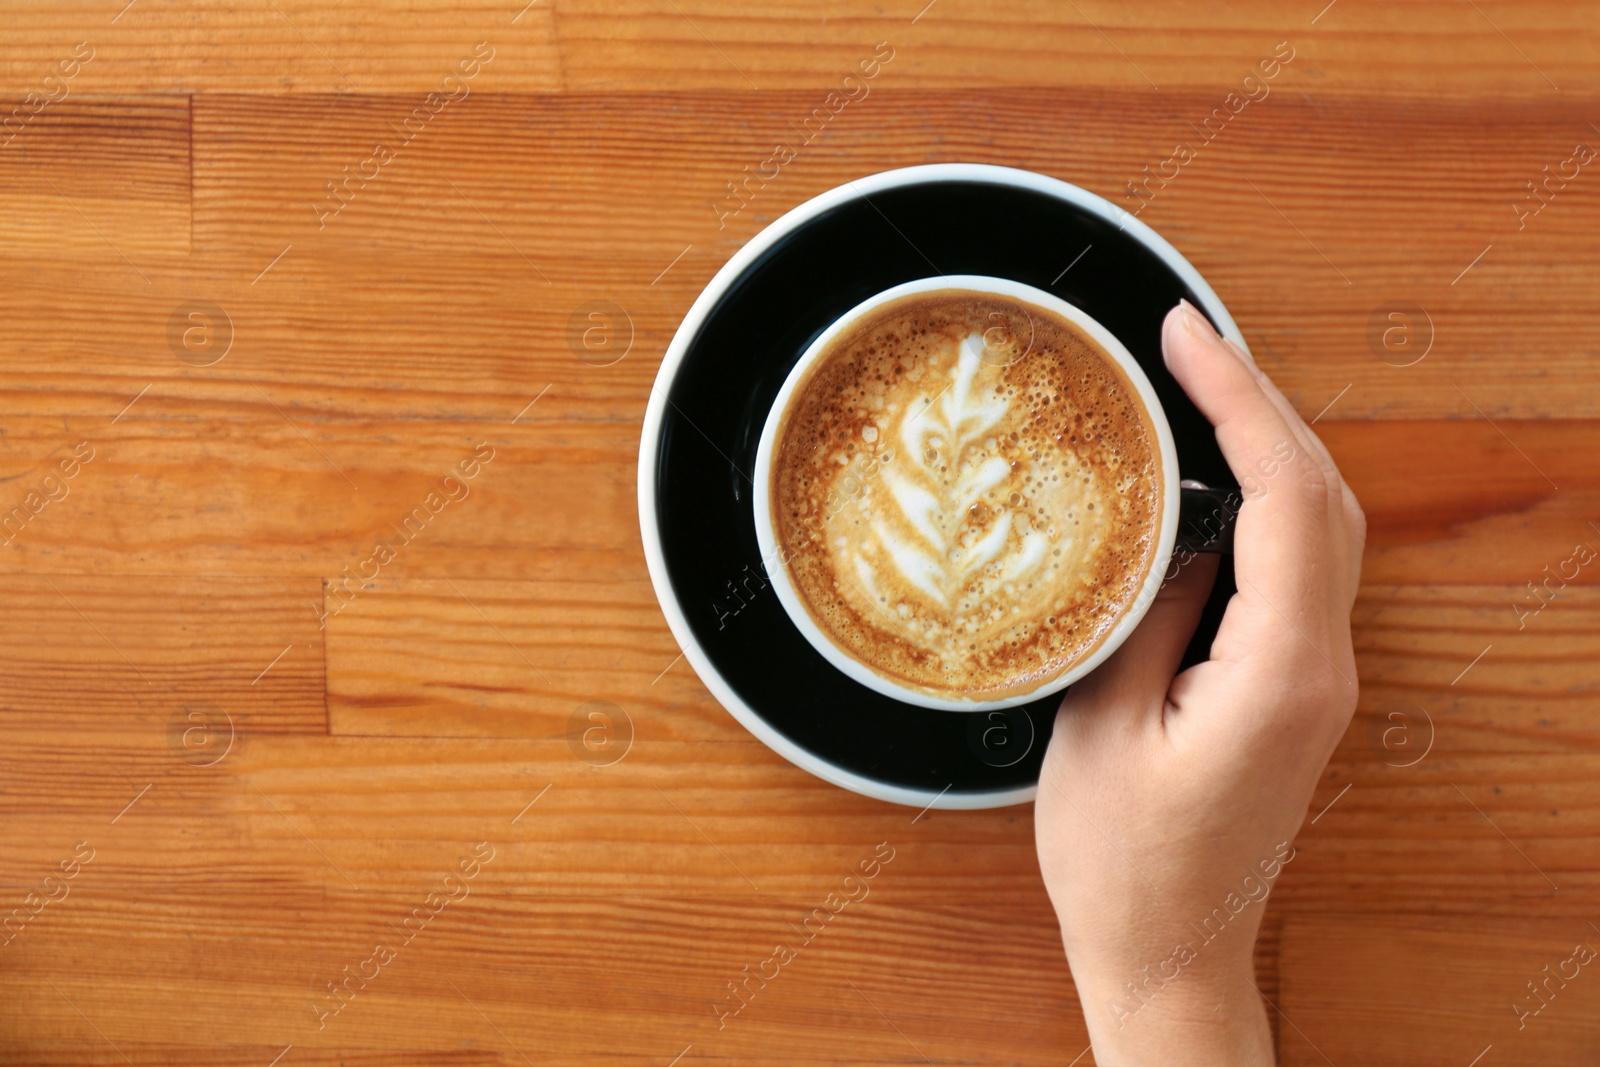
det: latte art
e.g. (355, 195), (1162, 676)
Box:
(861, 331), (1082, 609)
(771, 291), (1162, 701)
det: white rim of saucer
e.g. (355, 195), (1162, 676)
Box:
(750, 275), (1182, 712)
(637, 163), (1249, 810)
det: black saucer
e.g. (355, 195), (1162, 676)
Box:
(647, 173), (1239, 805)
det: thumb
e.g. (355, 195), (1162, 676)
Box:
(1059, 551), (1220, 723)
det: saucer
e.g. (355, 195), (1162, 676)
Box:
(638, 164), (1244, 810)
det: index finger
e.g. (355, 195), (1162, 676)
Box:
(1160, 303), (1344, 653)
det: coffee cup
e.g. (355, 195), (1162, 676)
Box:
(752, 275), (1181, 712)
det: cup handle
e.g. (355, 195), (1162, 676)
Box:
(1175, 485), (1240, 554)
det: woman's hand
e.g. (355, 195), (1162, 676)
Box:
(1034, 300), (1366, 1066)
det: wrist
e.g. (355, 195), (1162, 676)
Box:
(1068, 952), (1274, 1066)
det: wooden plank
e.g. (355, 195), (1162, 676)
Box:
(1277, 754), (1600, 915)
(1324, 422), (1599, 586)
(0, 410), (1590, 590)
(0, 1049), (505, 1066)
(1279, 915), (1600, 1066)
(0, 96), (188, 254)
(0, 894), (1081, 1060)
(0, 418), (638, 581)
(0, 1), (1594, 95)
(3, 231), (1599, 430)
(191, 88), (1600, 272)
(0, 255), (658, 422)
(0, 412), (1593, 586)
(1351, 585), (1600, 754)
(0, 734), (1049, 898)
(552, 0), (1599, 97)
(324, 578), (711, 739)
(0, 575), (325, 743)
(0, 2), (560, 95)
(0, 730), (1082, 1061)
(1320, 605), (1600, 918)
(327, 579), (1600, 749)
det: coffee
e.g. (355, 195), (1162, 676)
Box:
(768, 290), (1163, 702)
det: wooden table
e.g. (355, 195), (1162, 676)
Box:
(2, 2), (1597, 1063)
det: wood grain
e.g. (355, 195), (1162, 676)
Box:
(0, 417), (638, 580)
(2, 2), (1596, 95)
(1280, 916), (1600, 1066)
(0, 413), (1596, 589)
(0, 575), (325, 739)
(2, 89), (1597, 428)
(325, 577), (704, 739)
(3, 1), (1599, 1062)
(0, 97), (188, 254)
(0, 732), (1081, 1061)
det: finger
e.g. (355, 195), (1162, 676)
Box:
(1227, 340), (1333, 474)
(1059, 551), (1220, 730)
(1218, 335), (1321, 460)
(1165, 304), (1319, 515)
(1225, 337), (1362, 519)
(1162, 303), (1357, 685)
(1162, 303), (1334, 610)
(1221, 334), (1367, 611)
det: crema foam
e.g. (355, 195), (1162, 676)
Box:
(770, 291), (1162, 701)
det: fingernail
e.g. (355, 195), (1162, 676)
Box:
(1177, 298), (1214, 339)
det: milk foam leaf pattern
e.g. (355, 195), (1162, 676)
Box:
(867, 333), (1050, 609)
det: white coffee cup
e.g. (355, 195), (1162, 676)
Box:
(751, 275), (1181, 712)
